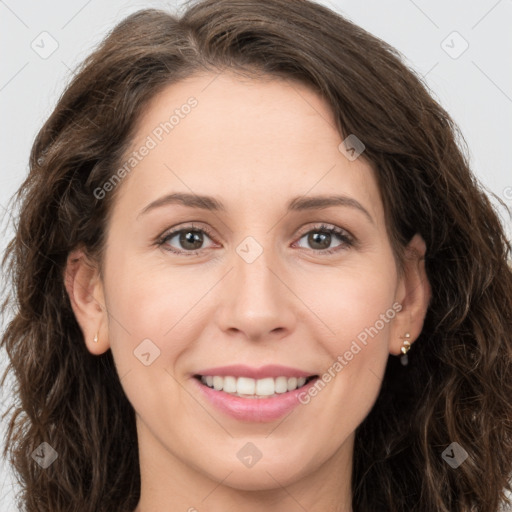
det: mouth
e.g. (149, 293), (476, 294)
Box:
(193, 374), (319, 399)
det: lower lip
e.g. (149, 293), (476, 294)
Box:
(192, 376), (319, 423)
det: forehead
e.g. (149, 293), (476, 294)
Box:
(112, 71), (383, 225)
(134, 70), (339, 155)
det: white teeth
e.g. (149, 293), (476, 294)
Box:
(199, 375), (312, 397)
(287, 377), (297, 390)
(256, 377), (275, 396)
(213, 376), (223, 391)
(237, 377), (255, 395)
(223, 376), (237, 393)
(275, 376), (288, 393)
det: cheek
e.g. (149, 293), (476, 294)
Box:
(294, 260), (397, 355)
(296, 280), (395, 453)
(315, 266), (396, 417)
(104, 248), (199, 336)
(101, 255), (196, 430)
(295, 260), (397, 412)
(103, 250), (213, 379)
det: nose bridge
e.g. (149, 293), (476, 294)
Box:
(237, 237), (277, 296)
(234, 234), (282, 310)
(216, 234), (294, 339)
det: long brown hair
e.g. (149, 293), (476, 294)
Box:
(2, 1), (511, 510)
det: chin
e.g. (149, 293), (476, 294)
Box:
(203, 458), (307, 491)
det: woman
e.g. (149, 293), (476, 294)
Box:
(1, 0), (511, 510)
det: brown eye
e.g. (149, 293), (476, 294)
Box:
(176, 230), (206, 251)
(158, 225), (216, 255)
(306, 231), (333, 250)
(295, 224), (354, 254)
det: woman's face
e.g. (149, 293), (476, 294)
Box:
(68, 70), (429, 505)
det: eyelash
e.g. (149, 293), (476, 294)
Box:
(156, 223), (355, 256)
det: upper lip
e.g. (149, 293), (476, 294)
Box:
(194, 364), (317, 379)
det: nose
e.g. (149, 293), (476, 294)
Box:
(215, 242), (297, 342)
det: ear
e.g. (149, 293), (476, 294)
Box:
(63, 247), (109, 355)
(390, 233), (431, 355)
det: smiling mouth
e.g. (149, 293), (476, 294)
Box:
(194, 374), (318, 399)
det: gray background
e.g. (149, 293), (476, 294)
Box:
(1, 0), (511, 509)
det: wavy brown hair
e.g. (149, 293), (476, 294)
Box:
(1, 1), (512, 511)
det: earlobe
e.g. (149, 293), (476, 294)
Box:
(390, 234), (431, 356)
(63, 247), (109, 355)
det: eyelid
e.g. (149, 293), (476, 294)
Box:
(156, 222), (218, 246)
(295, 222), (354, 241)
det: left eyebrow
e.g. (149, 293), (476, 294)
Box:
(137, 192), (374, 224)
(286, 195), (374, 224)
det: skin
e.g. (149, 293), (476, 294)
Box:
(64, 70), (431, 512)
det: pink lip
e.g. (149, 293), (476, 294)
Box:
(192, 375), (319, 423)
(194, 364), (315, 379)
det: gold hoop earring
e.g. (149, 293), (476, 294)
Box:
(93, 333), (98, 343)
(400, 333), (411, 366)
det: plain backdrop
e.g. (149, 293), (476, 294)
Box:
(1, 0), (511, 509)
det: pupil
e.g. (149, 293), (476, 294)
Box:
(310, 232), (330, 249)
(181, 231), (202, 250)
